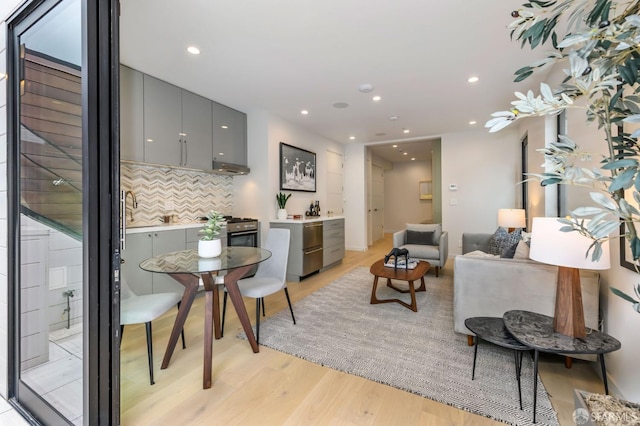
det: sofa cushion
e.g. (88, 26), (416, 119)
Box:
(401, 243), (439, 260)
(406, 223), (441, 242)
(488, 227), (521, 256)
(406, 230), (436, 245)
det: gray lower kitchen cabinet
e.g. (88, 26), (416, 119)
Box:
(120, 65), (144, 162)
(323, 218), (345, 267)
(121, 229), (186, 295)
(212, 101), (247, 166)
(143, 74), (183, 167)
(181, 91), (213, 170)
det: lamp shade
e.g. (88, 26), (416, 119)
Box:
(497, 209), (526, 228)
(529, 217), (610, 270)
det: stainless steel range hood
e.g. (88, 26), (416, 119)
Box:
(212, 161), (250, 175)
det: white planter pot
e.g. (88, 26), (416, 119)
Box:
(277, 208), (288, 220)
(198, 238), (221, 258)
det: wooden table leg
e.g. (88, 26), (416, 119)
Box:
(223, 265), (259, 354)
(408, 280), (417, 312)
(370, 276), (380, 304)
(161, 273), (199, 369)
(200, 273), (217, 389)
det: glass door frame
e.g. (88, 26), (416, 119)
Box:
(6, 0), (120, 424)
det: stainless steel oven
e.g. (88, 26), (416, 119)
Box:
(226, 218), (259, 247)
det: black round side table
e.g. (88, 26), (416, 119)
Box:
(464, 316), (530, 410)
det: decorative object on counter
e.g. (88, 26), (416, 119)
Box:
(305, 200), (321, 216)
(198, 210), (225, 258)
(279, 142), (316, 192)
(276, 192), (291, 220)
(161, 214), (176, 224)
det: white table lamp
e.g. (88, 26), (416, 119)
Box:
(498, 208), (526, 232)
(529, 217), (610, 338)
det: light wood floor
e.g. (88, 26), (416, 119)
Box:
(120, 234), (605, 425)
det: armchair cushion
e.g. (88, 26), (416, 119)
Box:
(406, 223), (442, 242)
(406, 230), (436, 245)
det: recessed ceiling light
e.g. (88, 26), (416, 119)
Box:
(403, 129), (410, 134)
(301, 110), (309, 115)
(349, 136), (355, 140)
(359, 83), (374, 93)
(187, 46), (200, 55)
(372, 95), (381, 102)
(467, 76), (479, 83)
(469, 120), (477, 125)
(218, 152), (224, 155)
(221, 125), (229, 129)
(403, 152), (408, 155)
(411, 157), (416, 161)
(392, 144), (398, 148)
(333, 102), (349, 108)
(389, 116), (398, 120)
(146, 138), (153, 142)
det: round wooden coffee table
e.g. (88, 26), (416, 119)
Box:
(369, 259), (429, 312)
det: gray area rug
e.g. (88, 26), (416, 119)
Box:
(242, 267), (559, 426)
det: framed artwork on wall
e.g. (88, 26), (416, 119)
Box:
(280, 142), (316, 192)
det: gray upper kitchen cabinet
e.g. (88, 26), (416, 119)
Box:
(181, 90), (213, 170)
(120, 65), (144, 162)
(121, 229), (186, 295)
(143, 74), (183, 167)
(212, 101), (247, 166)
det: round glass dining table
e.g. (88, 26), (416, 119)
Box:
(140, 247), (271, 389)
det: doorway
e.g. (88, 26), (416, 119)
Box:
(7, 0), (120, 423)
(370, 165), (384, 242)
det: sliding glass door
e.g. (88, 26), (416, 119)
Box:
(8, 0), (120, 423)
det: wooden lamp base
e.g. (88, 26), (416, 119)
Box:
(554, 266), (586, 339)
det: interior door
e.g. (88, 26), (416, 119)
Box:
(326, 150), (344, 216)
(371, 165), (384, 242)
(8, 0), (120, 423)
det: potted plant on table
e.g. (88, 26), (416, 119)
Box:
(198, 210), (225, 258)
(276, 192), (291, 220)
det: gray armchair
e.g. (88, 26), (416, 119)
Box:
(393, 223), (449, 277)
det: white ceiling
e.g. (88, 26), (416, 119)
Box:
(120, 0), (548, 162)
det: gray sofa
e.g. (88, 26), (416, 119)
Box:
(454, 233), (600, 361)
(393, 223), (448, 277)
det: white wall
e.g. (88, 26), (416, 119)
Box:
(441, 127), (521, 255)
(384, 160), (431, 233)
(344, 143), (367, 251)
(234, 110), (345, 244)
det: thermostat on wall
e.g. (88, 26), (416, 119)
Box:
(449, 184), (458, 191)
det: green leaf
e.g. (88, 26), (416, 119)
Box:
(632, 236), (640, 260)
(611, 287), (640, 303)
(609, 167), (636, 191)
(601, 158), (638, 169)
(514, 70), (534, 82)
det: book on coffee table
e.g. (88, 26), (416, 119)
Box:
(384, 257), (418, 269)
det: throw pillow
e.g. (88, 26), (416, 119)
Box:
(406, 223), (441, 242)
(406, 230), (436, 245)
(513, 239), (530, 259)
(487, 227), (522, 256)
(500, 241), (518, 259)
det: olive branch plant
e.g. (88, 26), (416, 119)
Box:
(485, 0), (640, 311)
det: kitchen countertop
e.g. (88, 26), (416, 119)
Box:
(270, 215), (344, 224)
(125, 222), (217, 234)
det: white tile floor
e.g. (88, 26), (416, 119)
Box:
(11, 326), (84, 425)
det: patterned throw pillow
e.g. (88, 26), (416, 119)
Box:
(488, 227), (522, 256)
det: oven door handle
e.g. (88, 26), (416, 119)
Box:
(229, 230), (258, 236)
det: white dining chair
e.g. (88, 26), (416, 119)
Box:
(221, 228), (295, 343)
(120, 277), (185, 385)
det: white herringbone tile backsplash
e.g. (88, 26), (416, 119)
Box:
(121, 163), (234, 226)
